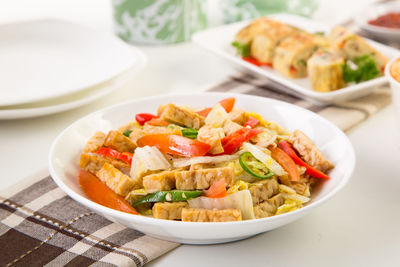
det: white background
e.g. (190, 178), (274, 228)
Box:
(0, 1), (399, 266)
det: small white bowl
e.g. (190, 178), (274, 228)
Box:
(385, 57), (400, 128)
(356, 2), (400, 42)
(48, 93), (355, 244)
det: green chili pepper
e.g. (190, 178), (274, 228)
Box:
(133, 190), (202, 206)
(239, 152), (274, 179)
(123, 130), (132, 137)
(181, 128), (198, 139)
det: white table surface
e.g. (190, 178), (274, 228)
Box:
(1, 1), (399, 267)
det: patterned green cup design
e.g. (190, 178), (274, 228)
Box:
(221, 0), (317, 23)
(112, 0), (208, 44)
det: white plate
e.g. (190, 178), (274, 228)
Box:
(192, 14), (400, 105)
(356, 2), (400, 42)
(49, 92), (355, 244)
(0, 19), (138, 106)
(0, 48), (146, 120)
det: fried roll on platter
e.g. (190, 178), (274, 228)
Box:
(307, 50), (345, 92)
(250, 21), (296, 64)
(273, 32), (322, 78)
(328, 26), (388, 73)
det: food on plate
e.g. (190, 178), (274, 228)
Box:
(78, 98), (334, 222)
(368, 12), (400, 29)
(329, 26), (388, 73)
(233, 18), (297, 65)
(390, 58), (400, 82)
(232, 18), (388, 92)
(273, 32), (324, 78)
(307, 50), (345, 92)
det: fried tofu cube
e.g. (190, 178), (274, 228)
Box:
(181, 208), (242, 222)
(96, 163), (135, 197)
(253, 193), (285, 218)
(197, 125), (224, 154)
(142, 171), (176, 193)
(104, 130), (136, 153)
(227, 108), (248, 125)
(249, 179), (279, 205)
(158, 104), (204, 129)
(83, 132), (106, 153)
(175, 167), (234, 190)
(80, 153), (131, 176)
(288, 130), (334, 173)
(152, 202), (188, 220)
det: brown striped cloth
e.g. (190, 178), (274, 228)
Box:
(0, 169), (179, 267)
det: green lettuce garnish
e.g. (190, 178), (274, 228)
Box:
(232, 41), (250, 57)
(343, 55), (380, 83)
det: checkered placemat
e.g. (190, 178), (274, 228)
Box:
(0, 170), (178, 267)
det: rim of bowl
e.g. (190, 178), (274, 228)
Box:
(356, 2), (400, 34)
(385, 56), (400, 85)
(48, 92), (355, 227)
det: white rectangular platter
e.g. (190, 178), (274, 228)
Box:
(192, 14), (400, 105)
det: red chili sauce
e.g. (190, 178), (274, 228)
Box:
(368, 12), (400, 29)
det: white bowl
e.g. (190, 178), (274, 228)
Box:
(356, 2), (400, 42)
(48, 93), (355, 244)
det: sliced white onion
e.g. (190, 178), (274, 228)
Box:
(242, 142), (286, 176)
(188, 190), (255, 220)
(172, 154), (239, 168)
(281, 193), (310, 204)
(130, 146), (170, 178)
(278, 184), (296, 194)
(205, 103), (228, 128)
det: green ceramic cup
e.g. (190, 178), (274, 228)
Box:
(220, 0), (318, 23)
(112, 0), (208, 44)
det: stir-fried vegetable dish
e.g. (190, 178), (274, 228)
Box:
(79, 97), (334, 222)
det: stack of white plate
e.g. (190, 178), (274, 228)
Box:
(0, 19), (146, 120)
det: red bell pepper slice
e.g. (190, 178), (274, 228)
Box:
(219, 97), (235, 113)
(197, 97), (236, 117)
(78, 170), (138, 214)
(135, 113), (158, 125)
(203, 179), (227, 198)
(243, 116), (259, 128)
(221, 128), (262, 154)
(278, 141), (330, 180)
(270, 146), (300, 182)
(96, 147), (133, 165)
(146, 118), (169, 126)
(136, 134), (210, 157)
(197, 107), (212, 117)
(242, 57), (273, 67)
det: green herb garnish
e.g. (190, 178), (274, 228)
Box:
(232, 41), (250, 57)
(123, 130), (132, 137)
(343, 55), (380, 83)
